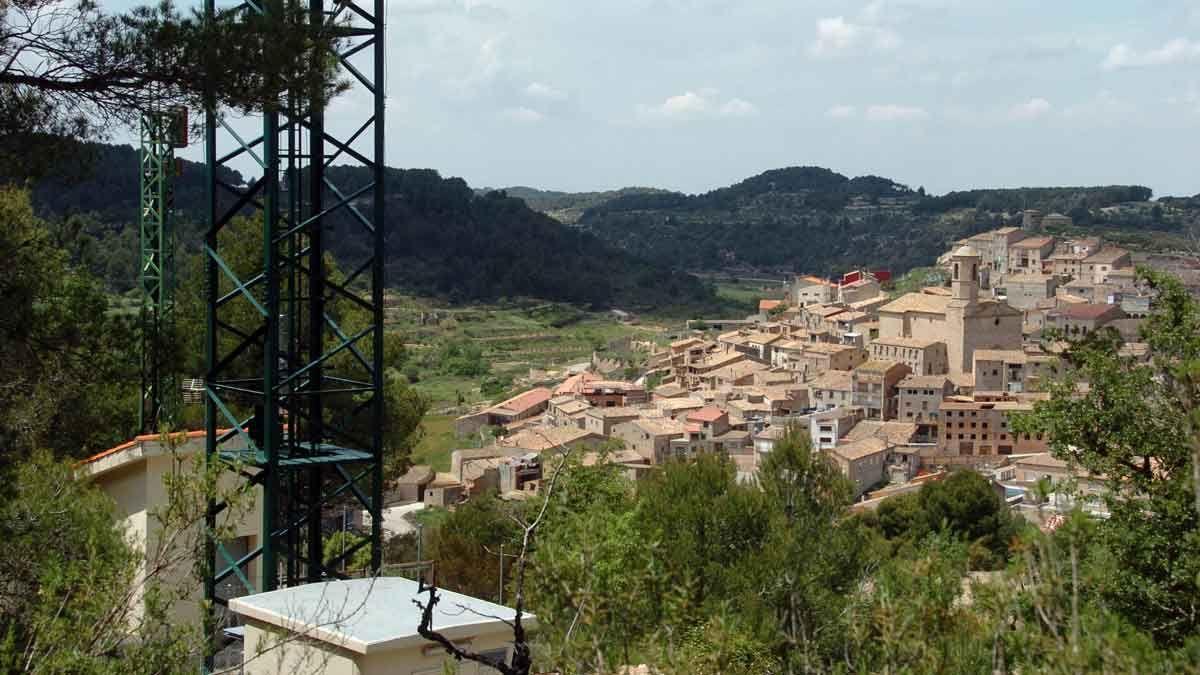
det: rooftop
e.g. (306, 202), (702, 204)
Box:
(1011, 236), (1055, 249)
(855, 360), (906, 375)
(759, 299), (783, 311)
(229, 577), (532, 655)
(493, 388), (552, 415)
(842, 420), (919, 445)
(809, 369), (853, 391)
(499, 426), (601, 451)
(1054, 303), (1122, 320)
(973, 349), (1027, 363)
(631, 417), (687, 436)
(871, 336), (944, 349)
(687, 406), (728, 423)
(879, 292), (951, 316)
(1084, 247), (1130, 264)
(899, 374), (950, 389)
(833, 437), (891, 461)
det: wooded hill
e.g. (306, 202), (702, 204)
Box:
(507, 167), (1187, 277)
(20, 142), (720, 312)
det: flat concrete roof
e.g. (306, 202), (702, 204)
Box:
(229, 577), (533, 655)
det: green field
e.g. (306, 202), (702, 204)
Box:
(410, 414), (457, 472)
(387, 293), (674, 412)
(712, 278), (788, 314)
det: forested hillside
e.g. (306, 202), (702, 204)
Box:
(575, 166), (1189, 276)
(21, 143), (719, 312)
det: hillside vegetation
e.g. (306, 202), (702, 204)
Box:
(20, 143), (721, 312)
(574, 166), (1193, 276)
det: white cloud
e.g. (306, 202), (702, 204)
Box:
(826, 104), (858, 118)
(1102, 38), (1200, 69)
(636, 89), (759, 121)
(501, 106), (544, 123)
(865, 104), (929, 121)
(809, 14), (900, 57)
(524, 81), (567, 101)
(1009, 97), (1052, 120)
(719, 98), (760, 117)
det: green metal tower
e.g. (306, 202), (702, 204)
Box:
(201, 0), (386, 667)
(138, 108), (185, 433)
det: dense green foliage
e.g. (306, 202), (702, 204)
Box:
(0, 452), (195, 672)
(20, 146), (723, 311)
(416, 318), (1200, 673)
(577, 166), (1176, 276)
(1015, 269), (1200, 646)
(0, 186), (140, 462)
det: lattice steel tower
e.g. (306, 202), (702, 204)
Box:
(202, 0), (386, 664)
(138, 109), (184, 432)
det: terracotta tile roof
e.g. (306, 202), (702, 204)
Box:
(833, 437), (891, 461)
(855, 360), (906, 375)
(973, 349), (1026, 363)
(879, 292), (951, 316)
(899, 374), (950, 389)
(1055, 303), (1122, 320)
(687, 406), (727, 423)
(1083, 248), (1129, 264)
(842, 420), (919, 445)
(759, 299), (783, 311)
(493, 387), (553, 414)
(79, 428), (228, 466)
(555, 372), (601, 396)
(809, 369), (853, 391)
(1011, 236), (1055, 249)
(632, 418), (687, 436)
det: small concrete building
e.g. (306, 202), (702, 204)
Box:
(79, 431), (263, 632)
(831, 437), (891, 499)
(809, 407), (864, 451)
(1009, 236), (1056, 274)
(1001, 274), (1059, 311)
(1046, 303), (1125, 338)
(851, 360), (912, 420)
(801, 342), (868, 373)
(612, 417), (687, 464)
(1083, 247), (1131, 284)
(582, 406), (643, 437)
(793, 275), (835, 306)
(809, 369), (854, 411)
(897, 374), (953, 437)
(231, 577), (532, 675)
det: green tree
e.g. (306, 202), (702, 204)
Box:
(0, 450), (207, 672)
(0, 187), (139, 464)
(1016, 269), (1200, 644)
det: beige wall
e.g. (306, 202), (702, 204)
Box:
(89, 440), (264, 633)
(242, 621), (513, 675)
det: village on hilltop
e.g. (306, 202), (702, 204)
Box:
(406, 210), (1147, 519)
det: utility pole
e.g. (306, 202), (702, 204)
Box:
(137, 106), (186, 433)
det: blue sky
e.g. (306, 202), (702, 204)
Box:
(118, 0), (1200, 196)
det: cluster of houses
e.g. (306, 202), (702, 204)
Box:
(399, 226), (1150, 509)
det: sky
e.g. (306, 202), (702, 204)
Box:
(120, 0), (1200, 197)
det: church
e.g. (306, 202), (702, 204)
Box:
(877, 245), (1022, 379)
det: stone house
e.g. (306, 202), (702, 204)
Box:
(1083, 247), (1131, 284)
(613, 417), (687, 464)
(868, 336), (948, 376)
(809, 369), (854, 410)
(897, 374), (953, 437)
(1008, 236), (1056, 274)
(851, 360), (912, 420)
(1002, 274), (1059, 311)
